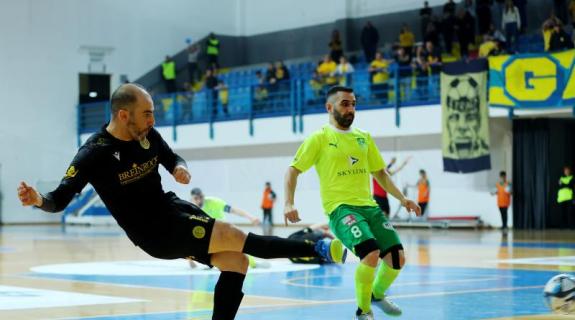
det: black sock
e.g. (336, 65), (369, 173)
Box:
(242, 233), (316, 259)
(212, 272), (245, 320)
(356, 307), (364, 316)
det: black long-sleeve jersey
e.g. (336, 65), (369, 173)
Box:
(39, 126), (187, 247)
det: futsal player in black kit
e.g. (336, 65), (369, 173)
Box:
(17, 83), (346, 320)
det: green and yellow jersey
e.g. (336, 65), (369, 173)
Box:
(291, 124), (385, 214)
(201, 196), (231, 220)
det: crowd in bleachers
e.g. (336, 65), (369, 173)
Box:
(146, 1), (575, 125)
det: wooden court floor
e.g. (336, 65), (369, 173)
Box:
(1, 225), (575, 319)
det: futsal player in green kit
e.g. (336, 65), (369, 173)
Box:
(189, 187), (270, 269)
(284, 86), (421, 319)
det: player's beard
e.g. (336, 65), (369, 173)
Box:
(127, 119), (150, 141)
(333, 108), (354, 129)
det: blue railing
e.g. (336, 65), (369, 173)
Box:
(77, 65), (440, 143)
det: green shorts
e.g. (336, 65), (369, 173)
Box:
(328, 204), (401, 257)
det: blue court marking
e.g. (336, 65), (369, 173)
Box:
(501, 242), (575, 249)
(28, 264), (558, 319)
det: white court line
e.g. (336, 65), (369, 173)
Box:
(281, 275), (517, 289)
(489, 256), (575, 266)
(14, 274), (317, 304)
(0, 285), (142, 311)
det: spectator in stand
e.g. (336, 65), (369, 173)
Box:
(204, 68), (219, 118)
(549, 23), (575, 51)
(275, 61), (290, 106)
(488, 23), (507, 44)
(329, 30), (344, 63)
(425, 41), (442, 73)
(464, 0), (475, 17)
(442, 0), (457, 55)
(265, 63), (278, 109)
(179, 82), (194, 122)
(542, 13), (562, 52)
(187, 43), (200, 85)
(479, 35), (502, 57)
(205, 33), (220, 69)
(317, 55), (338, 89)
(361, 21), (380, 63)
(570, 0), (575, 30)
(253, 70), (268, 113)
(368, 52), (391, 103)
(394, 47), (412, 99)
(456, 8), (476, 58)
(515, 0), (528, 34)
(501, 0), (521, 53)
(492, 0), (505, 33)
(161, 55), (177, 94)
(275, 61), (290, 83)
(216, 80), (229, 117)
(555, 0), (569, 27)
(420, 1), (433, 40)
(424, 20), (441, 48)
(335, 56), (355, 86)
(399, 24), (416, 58)
(476, 0), (492, 36)
(309, 71), (324, 104)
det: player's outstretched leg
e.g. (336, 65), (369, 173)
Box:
(210, 252), (249, 320)
(208, 221), (347, 263)
(371, 248), (405, 316)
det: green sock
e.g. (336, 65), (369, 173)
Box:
(372, 263), (400, 300)
(355, 263), (376, 313)
(248, 255), (256, 268)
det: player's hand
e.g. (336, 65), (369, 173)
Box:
(284, 204), (301, 225)
(250, 217), (261, 225)
(17, 182), (42, 207)
(172, 165), (191, 184)
(402, 198), (422, 216)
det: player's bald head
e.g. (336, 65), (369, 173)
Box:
(110, 83), (151, 116)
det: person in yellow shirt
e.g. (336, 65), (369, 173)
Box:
(284, 86), (421, 319)
(216, 80), (229, 116)
(398, 25), (415, 58)
(336, 56), (355, 86)
(368, 52), (390, 103)
(317, 55), (338, 87)
(479, 36), (501, 58)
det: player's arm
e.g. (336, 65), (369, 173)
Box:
(372, 169), (421, 216)
(229, 206), (260, 225)
(388, 156), (411, 176)
(284, 166), (302, 225)
(285, 134), (320, 225)
(155, 130), (190, 184)
(19, 149), (91, 213)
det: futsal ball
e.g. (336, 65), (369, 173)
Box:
(543, 274), (575, 314)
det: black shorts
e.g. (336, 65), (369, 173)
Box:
(374, 195), (390, 214)
(137, 198), (215, 265)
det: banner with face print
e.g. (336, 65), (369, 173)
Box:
(441, 59), (491, 173)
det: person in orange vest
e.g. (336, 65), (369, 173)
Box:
(261, 182), (276, 235)
(417, 169), (430, 216)
(494, 171), (512, 230)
